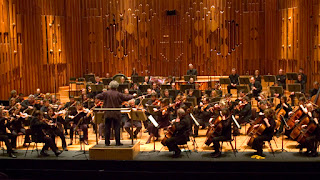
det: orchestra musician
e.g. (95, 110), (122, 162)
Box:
(68, 102), (89, 145)
(254, 70), (261, 83)
(193, 97), (212, 136)
(234, 97), (252, 135)
(187, 64), (197, 76)
(0, 109), (17, 158)
(44, 107), (68, 151)
(146, 99), (170, 144)
(227, 68), (239, 94)
(163, 108), (191, 158)
(30, 111), (62, 157)
(143, 76), (151, 85)
(40, 99), (50, 113)
(251, 108), (276, 159)
(21, 95), (41, 112)
(151, 83), (160, 97)
(299, 68), (307, 84)
(131, 67), (138, 76)
(309, 81), (319, 97)
(166, 76), (174, 85)
(285, 97), (307, 138)
(188, 78), (196, 89)
(96, 80), (135, 146)
(9, 107), (31, 147)
(289, 74), (306, 106)
(209, 108), (232, 158)
(276, 69), (286, 90)
(249, 76), (262, 99)
(34, 88), (44, 99)
(123, 99), (143, 139)
(161, 89), (173, 103)
(8, 90), (18, 103)
(274, 96), (292, 137)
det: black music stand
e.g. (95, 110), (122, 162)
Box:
(264, 75), (276, 87)
(238, 77), (250, 85)
(132, 76), (145, 84)
(147, 105), (161, 116)
(129, 90), (138, 95)
(270, 86), (283, 104)
(84, 74), (95, 83)
(286, 73), (298, 82)
(219, 78), (231, 95)
(102, 78), (112, 86)
(180, 84), (194, 93)
(184, 75), (197, 81)
(186, 97), (197, 107)
(129, 110), (147, 145)
(168, 90), (180, 99)
(90, 84), (104, 94)
(236, 85), (249, 94)
(287, 83), (301, 93)
(147, 115), (160, 152)
(160, 85), (171, 90)
(118, 84), (130, 93)
(275, 115), (289, 152)
(139, 85), (151, 93)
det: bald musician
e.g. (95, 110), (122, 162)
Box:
(187, 64), (197, 76)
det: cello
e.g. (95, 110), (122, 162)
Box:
(204, 116), (223, 146)
(285, 106), (303, 130)
(161, 120), (176, 146)
(247, 115), (267, 147)
(296, 121), (318, 144)
(275, 105), (286, 130)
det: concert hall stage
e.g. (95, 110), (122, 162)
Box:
(0, 149), (320, 179)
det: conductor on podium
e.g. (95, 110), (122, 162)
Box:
(96, 80), (135, 146)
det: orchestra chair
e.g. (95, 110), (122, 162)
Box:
(220, 139), (237, 157)
(24, 134), (43, 157)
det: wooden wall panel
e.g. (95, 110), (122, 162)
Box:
(0, 0), (320, 99)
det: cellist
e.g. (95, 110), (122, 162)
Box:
(209, 108), (232, 158)
(251, 108), (276, 159)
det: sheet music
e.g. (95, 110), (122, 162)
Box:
(190, 113), (200, 126)
(148, 115), (159, 128)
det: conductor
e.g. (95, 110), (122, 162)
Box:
(96, 81), (136, 146)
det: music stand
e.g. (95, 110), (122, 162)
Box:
(90, 84), (104, 94)
(287, 83), (301, 93)
(148, 115), (160, 152)
(72, 116), (88, 159)
(129, 90), (138, 95)
(168, 90), (179, 99)
(189, 113), (199, 152)
(186, 97), (197, 107)
(180, 84), (194, 93)
(84, 74), (95, 83)
(184, 75), (197, 81)
(118, 84), (130, 93)
(129, 110), (147, 145)
(102, 78), (112, 86)
(275, 115), (288, 152)
(160, 85), (171, 90)
(286, 73), (298, 82)
(238, 77), (250, 85)
(236, 85), (249, 94)
(269, 86), (283, 97)
(132, 76), (145, 84)
(264, 75), (276, 86)
(210, 97), (221, 104)
(147, 105), (161, 116)
(186, 89), (201, 98)
(139, 85), (151, 93)
(219, 78), (231, 95)
(184, 102), (193, 109)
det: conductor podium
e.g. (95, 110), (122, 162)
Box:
(89, 108), (145, 160)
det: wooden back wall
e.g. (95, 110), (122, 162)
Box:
(0, 0), (319, 99)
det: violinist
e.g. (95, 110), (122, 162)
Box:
(234, 97), (252, 135)
(146, 100), (170, 144)
(146, 92), (159, 106)
(187, 89), (196, 99)
(68, 102), (89, 145)
(123, 99), (143, 139)
(40, 99), (50, 113)
(235, 89), (247, 104)
(131, 83), (142, 96)
(275, 96), (292, 137)
(44, 107), (68, 151)
(209, 108), (232, 158)
(161, 89), (173, 103)
(9, 107), (31, 147)
(63, 96), (76, 110)
(163, 108), (191, 158)
(34, 88), (44, 99)
(151, 83), (160, 97)
(30, 111), (62, 157)
(193, 97), (212, 136)
(251, 108), (276, 159)
(0, 109), (17, 158)
(21, 95), (41, 112)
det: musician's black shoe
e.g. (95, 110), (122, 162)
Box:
(116, 143), (123, 146)
(211, 151), (221, 158)
(12, 150), (18, 154)
(172, 150), (181, 158)
(105, 144), (110, 146)
(40, 151), (50, 157)
(63, 147), (68, 151)
(55, 150), (62, 157)
(310, 152), (318, 157)
(8, 153), (17, 158)
(133, 134), (137, 139)
(68, 142), (73, 146)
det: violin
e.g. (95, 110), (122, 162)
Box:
(152, 99), (161, 106)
